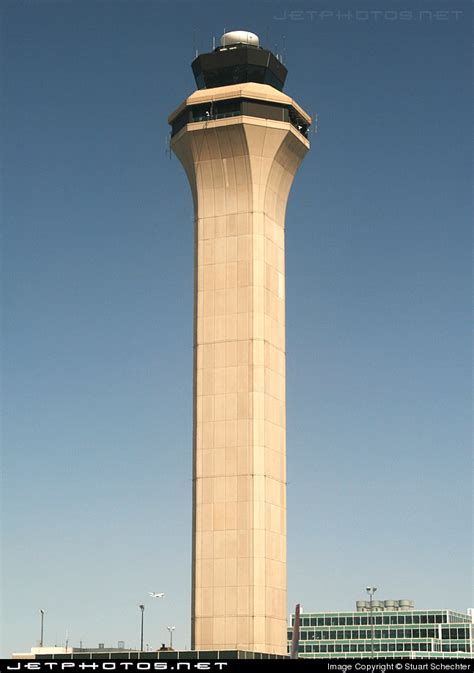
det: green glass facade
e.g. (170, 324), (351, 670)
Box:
(287, 609), (473, 658)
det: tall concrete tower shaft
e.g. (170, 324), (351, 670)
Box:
(168, 32), (310, 655)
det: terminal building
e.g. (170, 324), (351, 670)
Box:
(287, 601), (474, 658)
(13, 647), (284, 661)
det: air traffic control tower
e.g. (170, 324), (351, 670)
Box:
(168, 30), (311, 655)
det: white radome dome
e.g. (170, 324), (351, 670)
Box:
(220, 31), (259, 48)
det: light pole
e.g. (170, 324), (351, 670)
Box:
(39, 609), (45, 647)
(139, 605), (145, 652)
(366, 586), (377, 657)
(167, 626), (175, 650)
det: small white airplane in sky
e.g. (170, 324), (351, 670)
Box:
(149, 592), (165, 598)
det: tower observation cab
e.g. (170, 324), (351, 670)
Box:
(170, 31), (310, 139)
(192, 31), (287, 91)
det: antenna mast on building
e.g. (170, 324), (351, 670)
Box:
(290, 604), (301, 659)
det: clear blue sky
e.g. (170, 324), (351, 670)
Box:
(1, 0), (472, 657)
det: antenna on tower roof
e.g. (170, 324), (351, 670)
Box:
(193, 30), (198, 58)
(165, 133), (172, 160)
(212, 35), (216, 50)
(282, 34), (287, 65)
(309, 111), (319, 136)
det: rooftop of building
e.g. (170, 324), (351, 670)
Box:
(291, 601), (473, 620)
